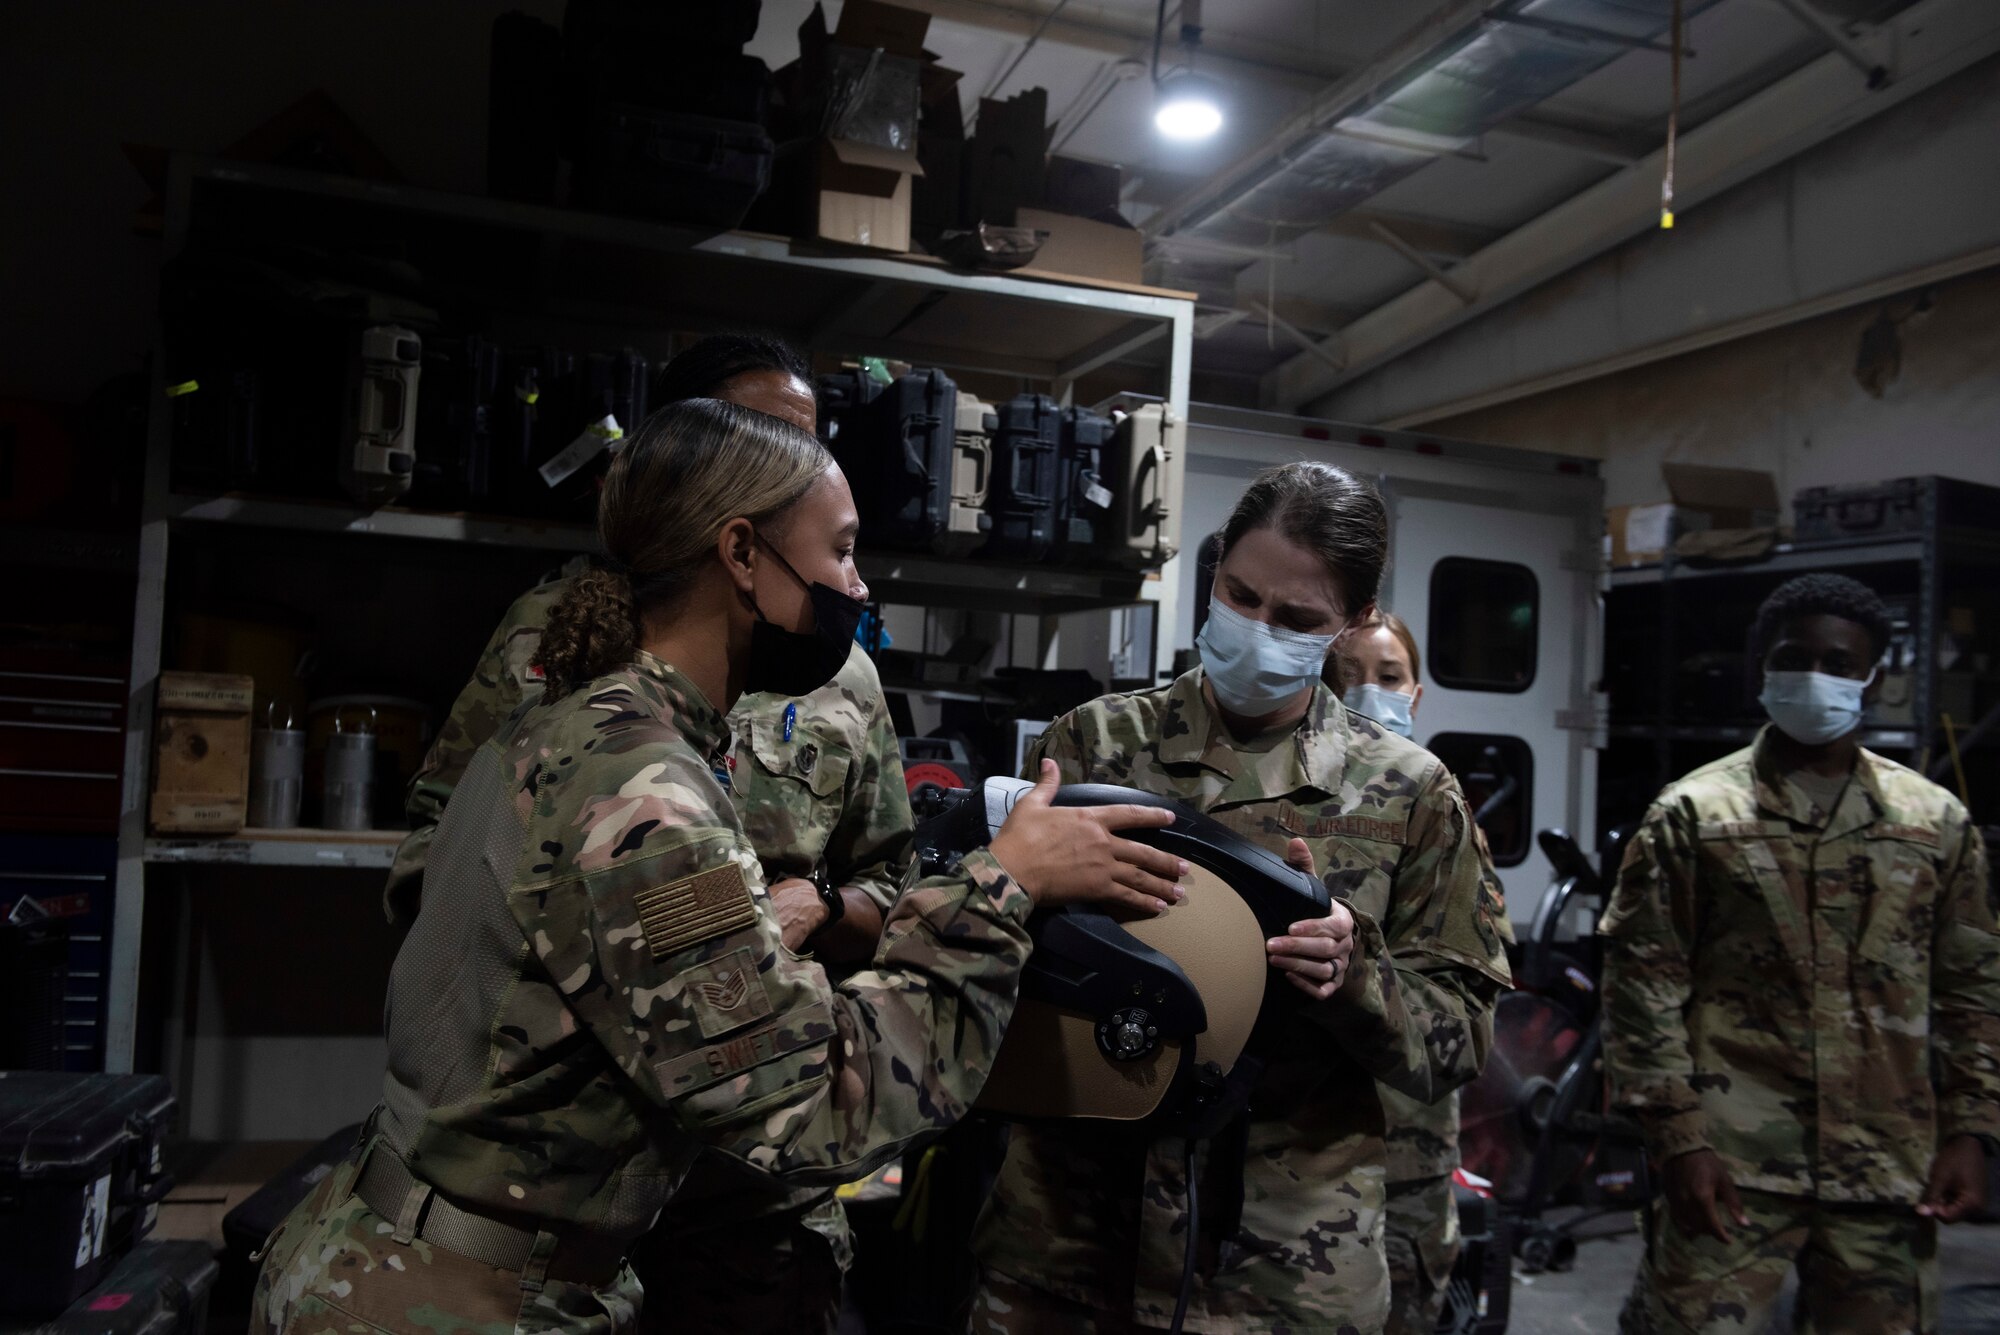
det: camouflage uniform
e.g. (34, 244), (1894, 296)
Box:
(255, 653), (1024, 1335)
(970, 668), (1513, 1335)
(1601, 727), (2000, 1334)
(1383, 826), (1512, 1335)
(383, 563), (914, 1334)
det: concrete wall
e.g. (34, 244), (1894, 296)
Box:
(1425, 262), (2000, 508)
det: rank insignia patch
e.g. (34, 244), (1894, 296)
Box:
(681, 947), (774, 1038)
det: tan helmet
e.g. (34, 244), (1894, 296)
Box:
(914, 779), (1329, 1126)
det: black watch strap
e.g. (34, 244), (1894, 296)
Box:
(812, 868), (845, 927)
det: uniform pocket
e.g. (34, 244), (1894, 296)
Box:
(1856, 833), (1938, 981)
(747, 716), (852, 801)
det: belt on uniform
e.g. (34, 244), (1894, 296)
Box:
(353, 1141), (626, 1291)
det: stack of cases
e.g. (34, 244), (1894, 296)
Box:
(563, 0), (775, 228)
(2, 1243), (218, 1335)
(0, 1074), (176, 1318)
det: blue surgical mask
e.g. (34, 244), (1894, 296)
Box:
(1344, 683), (1415, 738)
(1759, 668), (1875, 745)
(1197, 599), (1339, 717)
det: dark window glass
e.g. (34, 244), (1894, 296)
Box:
(1425, 733), (1534, 867)
(1428, 557), (1538, 693)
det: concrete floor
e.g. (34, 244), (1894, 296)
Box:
(1508, 1210), (2000, 1334)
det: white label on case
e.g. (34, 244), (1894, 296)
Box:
(75, 1174), (110, 1267)
(539, 415), (623, 488)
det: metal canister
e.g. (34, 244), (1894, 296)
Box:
(249, 705), (306, 829)
(322, 709), (376, 832)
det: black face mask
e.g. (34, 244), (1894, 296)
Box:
(743, 534), (865, 699)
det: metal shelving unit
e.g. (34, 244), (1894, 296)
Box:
(102, 156), (1196, 1073)
(1599, 501), (2000, 837)
(145, 829), (402, 870)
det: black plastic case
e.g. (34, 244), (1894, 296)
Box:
(1, 1241), (218, 1335)
(220, 1123), (363, 1271)
(0, 1073), (176, 1317)
(827, 369), (959, 552)
(1052, 406), (1113, 561)
(571, 107), (774, 230)
(983, 394), (1061, 562)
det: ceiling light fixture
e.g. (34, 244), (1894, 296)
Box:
(1152, 0), (1221, 142)
(1155, 71), (1224, 142)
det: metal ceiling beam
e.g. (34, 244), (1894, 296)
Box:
(1485, 117), (1646, 166)
(1325, 211), (1503, 262)
(1380, 242), (2000, 428)
(1770, 0), (1891, 88)
(1250, 300), (1348, 373)
(1483, 10), (1695, 58)
(1140, 0), (1499, 241)
(894, 0), (1353, 92)
(1368, 221), (1478, 303)
(1260, 0), (2000, 413)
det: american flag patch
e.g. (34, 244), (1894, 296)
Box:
(633, 863), (757, 959)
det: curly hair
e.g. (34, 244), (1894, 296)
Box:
(1753, 573), (1893, 659)
(1216, 461), (1388, 616)
(534, 399), (830, 699)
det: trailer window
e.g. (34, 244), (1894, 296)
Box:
(1428, 558), (1538, 693)
(1426, 732), (1534, 867)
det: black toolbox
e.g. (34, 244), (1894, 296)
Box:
(0, 1241), (218, 1335)
(0, 1073), (176, 1317)
(570, 106), (774, 230)
(1793, 475), (2000, 544)
(983, 395), (1061, 562)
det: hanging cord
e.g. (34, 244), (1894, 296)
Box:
(1662, 0), (1683, 229)
(1171, 1136), (1200, 1335)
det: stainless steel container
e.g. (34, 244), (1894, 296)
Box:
(248, 725), (306, 829)
(322, 715), (376, 832)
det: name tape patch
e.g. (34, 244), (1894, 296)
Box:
(655, 1001), (834, 1095)
(1281, 804), (1406, 844)
(1867, 822), (1940, 848)
(1697, 819), (1789, 840)
(634, 863), (757, 960)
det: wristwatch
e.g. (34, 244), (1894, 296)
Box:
(810, 866), (845, 929)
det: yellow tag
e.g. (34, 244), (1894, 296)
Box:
(165, 379), (200, 397)
(1660, 210), (1676, 229)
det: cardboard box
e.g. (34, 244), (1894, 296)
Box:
(1016, 207), (1144, 285)
(1605, 463), (1781, 566)
(793, 0), (929, 151)
(810, 138), (920, 251)
(1044, 156), (1122, 218)
(150, 670), (253, 835)
(964, 89), (1048, 226)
